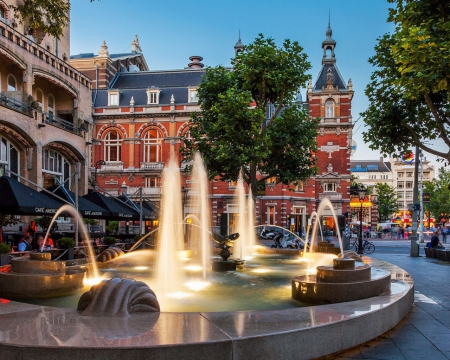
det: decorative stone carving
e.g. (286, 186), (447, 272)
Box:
(78, 278), (160, 317)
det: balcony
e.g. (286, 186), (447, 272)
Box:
(103, 161), (124, 171)
(127, 187), (161, 196)
(319, 193), (342, 200)
(0, 22), (90, 89)
(140, 162), (164, 170)
(0, 92), (34, 117)
(0, 92), (83, 136)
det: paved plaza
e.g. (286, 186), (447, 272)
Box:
(328, 243), (450, 360)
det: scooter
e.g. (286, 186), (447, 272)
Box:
(260, 227), (276, 239)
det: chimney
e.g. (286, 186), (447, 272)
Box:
(188, 56), (204, 69)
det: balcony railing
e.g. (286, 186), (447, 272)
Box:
(0, 92), (34, 116)
(0, 22), (91, 89)
(0, 92), (82, 136)
(140, 162), (164, 170)
(127, 187), (161, 195)
(319, 193), (342, 200)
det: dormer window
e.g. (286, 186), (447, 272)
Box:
(146, 88), (160, 104)
(189, 89), (198, 103)
(108, 90), (120, 106)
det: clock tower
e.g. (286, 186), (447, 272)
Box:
(307, 20), (354, 224)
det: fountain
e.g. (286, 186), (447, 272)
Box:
(0, 152), (414, 359)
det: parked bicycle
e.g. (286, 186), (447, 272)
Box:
(345, 238), (375, 254)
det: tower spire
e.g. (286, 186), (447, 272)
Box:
(234, 30), (244, 55)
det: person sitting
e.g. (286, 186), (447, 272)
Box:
(430, 229), (445, 249)
(18, 236), (32, 252)
(30, 236), (40, 251)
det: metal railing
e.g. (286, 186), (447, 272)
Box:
(0, 92), (82, 136)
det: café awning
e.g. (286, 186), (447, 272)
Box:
(117, 194), (159, 220)
(0, 176), (64, 216)
(42, 185), (111, 219)
(83, 191), (140, 220)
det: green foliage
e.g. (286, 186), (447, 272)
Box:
(374, 183), (399, 222)
(11, 0), (99, 39)
(105, 221), (118, 234)
(103, 236), (117, 245)
(0, 243), (11, 254)
(34, 216), (58, 231)
(57, 237), (75, 249)
(423, 167), (450, 220)
(134, 235), (143, 242)
(362, 0), (450, 162)
(182, 34), (318, 197)
(0, 214), (19, 228)
(83, 218), (99, 226)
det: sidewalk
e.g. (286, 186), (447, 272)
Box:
(327, 249), (450, 359)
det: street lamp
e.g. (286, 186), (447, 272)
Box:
(357, 186), (367, 255)
(419, 150), (424, 242)
(94, 160), (106, 190)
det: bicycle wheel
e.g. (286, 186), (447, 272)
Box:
(364, 242), (375, 254)
(346, 242), (357, 252)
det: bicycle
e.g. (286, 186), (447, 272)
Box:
(345, 239), (375, 254)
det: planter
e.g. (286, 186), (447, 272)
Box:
(60, 247), (74, 261)
(0, 253), (10, 266)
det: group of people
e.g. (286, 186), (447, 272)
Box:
(17, 221), (54, 252)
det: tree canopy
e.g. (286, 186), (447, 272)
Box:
(11, 0), (98, 39)
(423, 167), (450, 222)
(374, 182), (399, 222)
(362, 0), (450, 163)
(181, 34), (319, 197)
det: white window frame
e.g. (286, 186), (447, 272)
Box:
(143, 129), (162, 163)
(42, 149), (71, 188)
(145, 177), (159, 188)
(0, 136), (19, 178)
(325, 99), (334, 118)
(324, 183), (336, 192)
(108, 90), (120, 106)
(104, 130), (122, 162)
(188, 88), (198, 103)
(146, 89), (160, 104)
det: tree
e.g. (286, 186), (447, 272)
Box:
(423, 167), (450, 222)
(362, 0), (450, 163)
(0, 214), (19, 243)
(374, 183), (399, 222)
(10, 0), (98, 39)
(182, 34), (319, 198)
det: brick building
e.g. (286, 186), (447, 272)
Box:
(71, 22), (353, 236)
(0, 1), (92, 230)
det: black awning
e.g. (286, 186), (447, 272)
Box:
(117, 195), (159, 220)
(0, 176), (64, 216)
(42, 185), (111, 219)
(82, 191), (140, 220)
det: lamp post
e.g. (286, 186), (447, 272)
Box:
(94, 160), (106, 190)
(419, 150), (424, 242)
(357, 186), (367, 255)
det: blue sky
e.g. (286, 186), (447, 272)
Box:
(70, 1), (438, 167)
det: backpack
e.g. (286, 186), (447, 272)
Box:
(426, 242), (432, 248)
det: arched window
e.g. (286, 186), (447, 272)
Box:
(42, 149), (71, 189)
(48, 94), (55, 119)
(104, 130), (122, 162)
(0, 6), (5, 21)
(0, 136), (19, 179)
(143, 129), (162, 163)
(36, 89), (44, 110)
(7, 75), (16, 91)
(325, 100), (334, 118)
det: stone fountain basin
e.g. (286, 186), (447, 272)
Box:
(0, 258), (413, 360)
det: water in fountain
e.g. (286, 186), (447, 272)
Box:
(41, 204), (100, 279)
(232, 171), (258, 260)
(154, 155), (186, 295)
(187, 152), (212, 280)
(306, 198), (344, 258)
